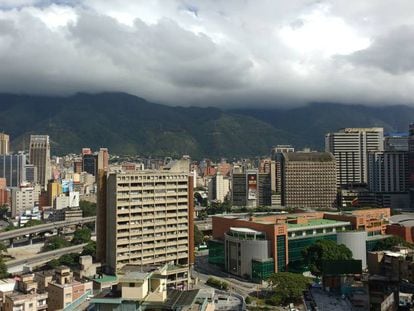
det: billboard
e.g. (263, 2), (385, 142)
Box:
(247, 173), (257, 200)
(62, 179), (74, 193)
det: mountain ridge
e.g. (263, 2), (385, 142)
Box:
(0, 92), (412, 158)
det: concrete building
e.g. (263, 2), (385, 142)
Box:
(0, 133), (9, 155)
(271, 145), (294, 194)
(101, 170), (194, 288)
(368, 151), (409, 193)
(326, 127), (384, 186)
(25, 164), (37, 184)
(10, 185), (41, 217)
(82, 153), (96, 176)
(47, 179), (62, 207)
(208, 172), (230, 203)
(97, 148), (109, 174)
(337, 231), (368, 269)
(29, 135), (51, 188)
(210, 208), (391, 281)
(231, 170), (272, 208)
(384, 133), (408, 152)
(0, 154), (27, 187)
(3, 274), (48, 311)
(47, 266), (93, 311)
(281, 152), (337, 209)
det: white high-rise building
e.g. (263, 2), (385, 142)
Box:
(325, 128), (384, 186)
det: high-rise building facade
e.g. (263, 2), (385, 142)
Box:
(208, 172), (230, 203)
(0, 154), (26, 187)
(368, 151), (409, 193)
(325, 128), (384, 186)
(101, 171), (193, 287)
(384, 133), (408, 152)
(231, 170), (272, 208)
(97, 148), (109, 175)
(281, 152), (337, 209)
(82, 154), (96, 176)
(29, 135), (51, 188)
(0, 133), (10, 155)
(271, 145), (294, 193)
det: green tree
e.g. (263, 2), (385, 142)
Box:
(0, 242), (7, 256)
(0, 257), (8, 278)
(81, 241), (96, 258)
(0, 205), (8, 220)
(46, 259), (60, 269)
(72, 227), (92, 245)
(43, 236), (71, 252)
(373, 236), (413, 251)
(24, 219), (43, 227)
(266, 272), (311, 306)
(59, 253), (79, 267)
(194, 224), (204, 246)
(302, 239), (353, 276)
(79, 201), (96, 217)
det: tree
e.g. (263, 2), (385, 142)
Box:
(81, 241), (96, 258)
(0, 205), (8, 220)
(373, 236), (413, 251)
(59, 253), (79, 267)
(194, 224), (204, 246)
(43, 236), (71, 252)
(46, 259), (60, 269)
(79, 201), (96, 217)
(0, 257), (8, 278)
(266, 272), (311, 306)
(24, 219), (43, 227)
(0, 243), (7, 255)
(72, 227), (92, 245)
(302, 239), (353, 276)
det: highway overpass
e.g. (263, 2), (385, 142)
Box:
(0, 217), (96, 242)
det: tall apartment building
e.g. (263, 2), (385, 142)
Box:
(368, 151), (409, 193)
(325, 128), (384, 186)
(0, 133), (10, 155)
(11, 185), (41, 217)
(29, 135), (51, 188)
(271, 145), (294, 193)
(231, 170), (272, 208)
(281, 152), (337, 209)
(101, 171), (194, 288)
(0, 154), (26, 187)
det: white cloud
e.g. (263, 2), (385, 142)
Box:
(0, 0), (413, 107)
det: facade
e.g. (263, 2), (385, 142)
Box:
(10, 185), (41, 217)
(102, 170), (193, 288)
(0, 154), (27, 187)
(231, 170), (272, 208)
(0, 133), (9, 155)
(281, 152), (337, 209)
(271, 145), (294, 193)
(368, 151), (409, 193)
(326, 127), (384, 186)
(82, 153), (96, 176)
(384, 133), (408, 152)
(29, 135), (51, 188)
(47, 267), (93, 311)
(97, 148), (109, 175)
(210, 208), (390, 281)
(208, 172), (230, 203)
(25, 164), (37, 184)
(47, 180), (62, 207)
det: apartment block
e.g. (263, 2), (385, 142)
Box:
(281, 152), (337, 209)
(103, 171), (193, 288)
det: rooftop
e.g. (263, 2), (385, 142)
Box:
(91, 274), (118, 284)
(287, 218), (349, 229)
(283, 152), (335, 162)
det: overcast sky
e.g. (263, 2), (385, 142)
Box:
(0, 0), (413, 107)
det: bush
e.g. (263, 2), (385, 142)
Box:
(245, 296), (252, 304)
(206, 277), (229, 290)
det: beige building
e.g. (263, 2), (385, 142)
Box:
(11, 184), (41, 217)
(3, 274), (48, 311)
(47, 266), (92, 311)
(102, 170), (194, 288)
(281, 152), (337, 209)
(0, 133), (9, 155)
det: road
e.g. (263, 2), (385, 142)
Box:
(6, 243), (87, 273)
(0, 217), (95, 241)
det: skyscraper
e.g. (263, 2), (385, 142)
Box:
(100, 170), (194, 288)
(231, 170), (272, 208)
(0, 154), (26, 187)
(97, 148), (109, 175)
(325, 128), (384, 186)
(29, 135), (51, 188)
(0, 133), (9, 155)
(82, 153), (96, 176)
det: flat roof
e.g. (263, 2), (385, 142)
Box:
(287, 219), (350, 230)
(229, 227), (262, 234)
(92, 275), (118, 284)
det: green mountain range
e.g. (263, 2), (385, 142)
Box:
(0, 92), (412, 158)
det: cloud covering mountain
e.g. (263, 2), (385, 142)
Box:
(0, 0), (413, 107)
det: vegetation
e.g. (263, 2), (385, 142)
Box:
(206, 277), (229, 290)
(72, 227), (92, 245)
(81, 241), (96, 258)
(206, 200), (231, 215)
(302, 239), (353, 276)
(79, 201), (96, 217)
(266, 272), (311, 306)
(46, 253), (80, 269)
(194, 224), (204, 246)
(245, 296), (252, 304)
(43, 236), (71, 252)
(0, 242), (8, 278)
(373, 236), (413, 251)
(24, 219), (43, 227)
(0, 205), (8, 220)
